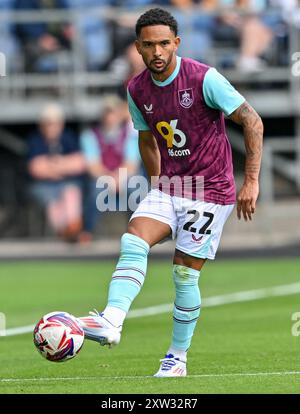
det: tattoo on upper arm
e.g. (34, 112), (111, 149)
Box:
(229, 102), (261, 128)
(229, 102), (263, 139)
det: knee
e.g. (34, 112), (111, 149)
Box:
(127, 219), (152, 243)
(174, 249), (206, 271)
(173, 264), (200, 287)
(127, 222), (143, 239)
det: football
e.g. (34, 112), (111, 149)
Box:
(33, 311), (84, 362)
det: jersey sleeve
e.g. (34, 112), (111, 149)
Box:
(203, 68), (246, 116)
(127, 88), (150, 131)
(79, 129), (101, 163)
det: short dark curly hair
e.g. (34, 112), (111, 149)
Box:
(135, 8), (178, 38)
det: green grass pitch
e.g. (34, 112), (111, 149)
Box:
(0, 258), (300, 394)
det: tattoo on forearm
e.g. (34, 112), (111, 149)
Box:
(229, 102), (263, 180)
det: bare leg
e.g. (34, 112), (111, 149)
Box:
(60, 185), (82, 240)
(128, 216), (172, 247)
(61, 185), (82, 226)
(173, 248), (206, 271)
(47, 199), (66, 232)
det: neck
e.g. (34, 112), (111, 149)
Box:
(151, 55), (177, 82)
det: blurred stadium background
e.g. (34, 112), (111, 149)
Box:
(0, 0), (300, 394)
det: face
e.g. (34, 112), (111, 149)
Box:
(40, 119), (64, 142)
(135, 25), (180, 80)
(102, 107), (122, 130)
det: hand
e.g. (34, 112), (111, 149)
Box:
(237, 180), (259, 221)
(49, 156), (66, 176)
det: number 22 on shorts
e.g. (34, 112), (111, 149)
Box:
(183, 210), (214, 235)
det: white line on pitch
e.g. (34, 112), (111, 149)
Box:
(1, 371), (300, 383)
(2, 281), (300, 337)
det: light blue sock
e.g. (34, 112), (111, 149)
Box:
(107, 233), (150, 313)
(172, 264), (201, 351)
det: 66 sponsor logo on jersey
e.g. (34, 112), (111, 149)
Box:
(168, 148), (191, 157)
(156, 119), (191, 157)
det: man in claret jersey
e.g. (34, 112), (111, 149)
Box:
(78, 8), (263, 377)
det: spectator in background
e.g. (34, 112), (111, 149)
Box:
(216, 0), (282, 71)
(13, 0), (74, 72)
(160, 0), (286, 71)
(109, 0), (300, 70)
(28, 103), (86, 241)
(109, 41), (146, 98)
(261, 0), (300, 65)
(79, 96), (141, 243)
(123, 41), (146, 81)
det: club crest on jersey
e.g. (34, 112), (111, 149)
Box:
(178, 88), (194, 108)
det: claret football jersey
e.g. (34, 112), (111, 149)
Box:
(128, 56), (245, 205)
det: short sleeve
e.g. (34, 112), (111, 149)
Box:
(127, 88), (150, 131)
(203, 68), (246, 116)
(80, 129), (101, 163)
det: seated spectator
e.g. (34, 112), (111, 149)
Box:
(27, 103), (86, 241)
(215, 0), (290, 71)
(13, 0), (74, 72)
(79, 95), (141, 243)
(109, 41), (146, 98)
(262, 0), (299, 65)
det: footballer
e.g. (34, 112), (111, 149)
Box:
(78, 8), (263, 377)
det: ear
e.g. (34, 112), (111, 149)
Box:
(135, 40), (142, 55)
(174, 36), (181, 52)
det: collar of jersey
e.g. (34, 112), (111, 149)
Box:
(151, 56), (182, 87)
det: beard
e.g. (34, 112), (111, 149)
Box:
(145, 53), (174, 74)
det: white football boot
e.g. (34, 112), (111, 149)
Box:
(77, 310), (121, 348)
(154, 354), (187, 377)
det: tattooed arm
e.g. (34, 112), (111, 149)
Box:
(229, 101), (264, 221)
